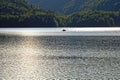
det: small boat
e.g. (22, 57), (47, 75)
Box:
(62, 29), (66, 32)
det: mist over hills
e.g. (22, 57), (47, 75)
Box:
(27, 0), (120, 14)
(0, 0), (120, 27)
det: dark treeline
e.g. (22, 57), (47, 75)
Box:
(0, 0), (120, 27)
(67, 11), (120, 27)
(0, 13), (66, 27)
(0, 0), (66, 27)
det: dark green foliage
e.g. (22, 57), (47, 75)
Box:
(27, 0), (70, 14)
(0, 0), (66, 27)
(0, 14), (64, 27)
(0, 0), (120, 27)
(0, 0), (33, 15)
(27, 0), (120, 14)
(66, 11), (120, 27)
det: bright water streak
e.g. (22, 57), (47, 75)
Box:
(1, 28), (120, 36)
(0, 32), (120, 80)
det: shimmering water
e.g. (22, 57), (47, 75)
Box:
(0, 35), (120, 80)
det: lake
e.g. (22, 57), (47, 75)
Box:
(0, 34), (120, 80)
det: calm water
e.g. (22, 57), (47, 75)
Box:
(0, 35), (120, 80)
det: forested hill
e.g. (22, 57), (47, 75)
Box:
(0, 0), (120, 27)
(27, 0), (120, 14)
(67, 11), (120, 27)
(0, 0), (66, 27)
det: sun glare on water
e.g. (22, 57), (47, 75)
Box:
(0, 28), (120, 36)
(19, 30), (39, 36)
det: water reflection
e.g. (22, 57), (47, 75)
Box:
(0, 37), (36, 80)
(0, 35), (120, 80)
(17, 37), (39, 80)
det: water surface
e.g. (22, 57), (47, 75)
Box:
(0, 35), (120, 80)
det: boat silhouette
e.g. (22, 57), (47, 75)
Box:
(62, 29), (66, 32)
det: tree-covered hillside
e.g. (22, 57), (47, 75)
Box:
(66, 11), (120, 27)
(27, 0), (120, 14)
(0, 0), (66, 27)
(0, 0), (120, 27)
(27, 0), (70, 14)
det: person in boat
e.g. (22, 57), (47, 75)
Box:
(62, 29), (66, 32)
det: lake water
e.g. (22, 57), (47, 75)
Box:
(0, 35), (120, 80)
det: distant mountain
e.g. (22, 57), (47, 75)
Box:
(27, 0), (120, 14)
(1, 0), (120, 27)
(27, 0), (69, 13)
(0, 0), (65, 27)
(0, 0), (31, 15)
(66, 11), (120, 27)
